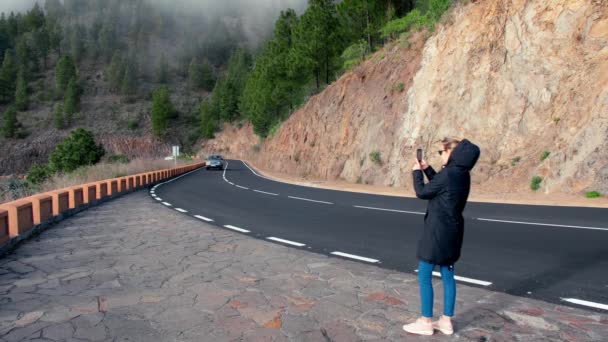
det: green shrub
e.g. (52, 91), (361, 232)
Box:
(341, 40), (369, 71)
(127, 120), (139, 130)
(530, 176), (543, 191)
(586, 191), (602, 198)
(49, 128), (105, 173)
(380, 9), (429, 39)
(392, 82), (405, 93)
(380, 0), (453, 39)
(26, 164), (53, 185)
(268, 121), (282, 138)
(511, 156), (521, 166)
(177, 154), (193, 161)
(107, 154), (129, 164)
(369, 151), (382, 165)
(541, 151), (550, 161)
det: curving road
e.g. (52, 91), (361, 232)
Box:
(150, 160), (608, 312)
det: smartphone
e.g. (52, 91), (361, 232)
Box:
(416, 148), (423, 162)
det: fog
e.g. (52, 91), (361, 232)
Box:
(0, 0), (307, 17)
(0, 0), (43, 13)
(0, 0), (308, 47)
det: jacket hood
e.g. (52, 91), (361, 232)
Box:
(447, 139), (480, 171)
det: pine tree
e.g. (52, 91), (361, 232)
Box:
(98, 22), (116, 62)
(63, 77), (80, 124)
(293, 0), (341, 89)
(16, 37), (31, 71)
(14, 69), (28, 111)
(157, 55), (169, 84)
(44, 0), (65, 19)
(70, 24), (85, 62)
(189, 58), (215, 91)
(34, 26), (50, 69)
(0, 14), (10, 60)
(121, 58), (137, 97)
(1, 106), (17, 138)
(53, 103), (64, 129)
(107, 51), (125, 92)
(151, 86), (174, 137)
(200, 99), (218, 139)
(55, 55), (76, 96)
(0, 51), (17, 103)
(25, 3), (46, 32)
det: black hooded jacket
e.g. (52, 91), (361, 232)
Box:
(412, 139), (480, 265)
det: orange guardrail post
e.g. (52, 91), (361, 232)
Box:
(51, 190), (70, 216)
(0, 209), (9, 245)
(109, 180), (118, 196)
(31, 194), (53, 225)
(68, 187), (84, 209)
(83, 183), (97, 204)
(96, 182), (108, 199)
(4, 200), (34, 237)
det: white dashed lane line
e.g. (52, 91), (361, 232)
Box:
(414, 269), (492, 286)
(267, 237), (306, 247)
(224, 225), (250, 233)
(331, 251), (379, 263)
(254, 190), (279, 196)
(354, 205), (424, 215)
(162, 202), (172, 207)
(561, 298), (608, 311)
(155, 198), (162, 201)
(194, 215), (214, 222)
(288, 196), (333, 205)
(175, 208), (187, 213)
(476, 218), (608, 232)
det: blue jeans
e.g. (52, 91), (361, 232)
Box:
(418, 260), (456, 318)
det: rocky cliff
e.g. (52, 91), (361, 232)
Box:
(202, 0), (608, 196)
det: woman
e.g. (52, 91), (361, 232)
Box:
(403, 138), (480, 336)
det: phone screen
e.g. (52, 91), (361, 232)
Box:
(416, 149), (423, 162)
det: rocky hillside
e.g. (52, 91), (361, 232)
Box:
(202, 0), (608, 196)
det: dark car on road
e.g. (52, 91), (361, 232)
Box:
(205, 155), (225, 170)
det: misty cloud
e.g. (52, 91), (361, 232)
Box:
(0, 0), (307, 49)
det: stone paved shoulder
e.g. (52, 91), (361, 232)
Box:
(0, 191), (606, 341)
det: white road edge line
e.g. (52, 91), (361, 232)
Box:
(162, 202), (172, 206)
(288, 196), (333, 205)
(194, 215), (214, 222)
(331, 252), (379, 263)
(561, 298), (608, 311)
(236, 185), (249, 190)
(223, 225), (250, 233)
(354, 205), (424, 215)
(267, 237), (306, 247)
(241, 161), (273, 181)
(228, 182), (235, 185)
(254, 190), (279, 196)
(477, 218), (608, 232)
(414, 269), (492, 286)
(175, 208), (187, 213)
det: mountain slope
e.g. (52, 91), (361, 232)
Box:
(202, 0), (608, 196)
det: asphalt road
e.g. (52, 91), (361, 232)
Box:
(152, 160), (608, 313)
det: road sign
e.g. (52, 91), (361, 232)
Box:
(172, 146), (180, 166)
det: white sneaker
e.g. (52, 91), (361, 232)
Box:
(403, 318), (434, 336)
(433, 318), (454, 335)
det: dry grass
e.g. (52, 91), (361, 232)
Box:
(40, 158), (193, 192)
(0, 158), (196, 204)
